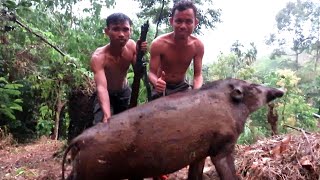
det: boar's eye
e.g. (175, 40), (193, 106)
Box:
(228, 84), (234, 90)
(231, 87), (243, 102)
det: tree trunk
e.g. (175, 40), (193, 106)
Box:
(315, 41), (320, 71)
(267, 103), (279, 135)
(52, 87), (66, 140)
(281, 97), (288, 123)
(68, 87), (95, 142)
(295, 52), (299, 70)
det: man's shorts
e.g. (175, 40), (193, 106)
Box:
(151, 81), (191, 100)
(92, 84), (131, 125)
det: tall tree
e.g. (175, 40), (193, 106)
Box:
(244, 42), (258, 66)
(266, 0), (318, 70)
(1, 0), (160, 140)
(309, 3), (320, 70)
(134, 0), (221, 36)
(230, 41), (257, 77)
(230, 40), (244, 76)
(0, 0), (118, 139)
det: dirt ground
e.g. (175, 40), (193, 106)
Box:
(0, 137), (219, 180)
(1, 132), (319, 180)
(0, 139), (63, 180)
(0, 137), (64, 180)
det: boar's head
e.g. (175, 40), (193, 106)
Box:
(226, 78), (284, 112)
(202, 78), (284, 113)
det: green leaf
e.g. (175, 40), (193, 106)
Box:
(16, 6), (32, 14)
(2, 89), (21, 96)
(4, 83), (23, 89)
(15, 167), (25, 176)
(10, 103), (23, 111)
(57, 73), (64, 80)
(0, 77), (8, 83)
(0, 108), (16, 120)
(3, 0), (17, 9)
(14, 99), (23, 103)
(46, 0), (54, 8)
(18, 1), (33, 7)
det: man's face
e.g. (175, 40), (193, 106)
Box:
(105, 21), (131, 47)
(170, 8), (198, 39)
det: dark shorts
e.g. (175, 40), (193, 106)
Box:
(151, 81), (191, 100)
(93, 84), (131, 125)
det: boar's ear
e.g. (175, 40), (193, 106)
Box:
(231, 88), (243, 102)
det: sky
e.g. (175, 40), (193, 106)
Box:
(81, 0), (295, 64)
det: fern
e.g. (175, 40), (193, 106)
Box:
(0, 76), (23, 120)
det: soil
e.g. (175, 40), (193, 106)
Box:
(0, 137), (219, 180)
(0, 137), (64, 180)
(1, 132), (319, 180)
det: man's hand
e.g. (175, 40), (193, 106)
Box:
(155, 71), (166, 93)
(102, 114), (110, 123)
(136, 40), (148, 53)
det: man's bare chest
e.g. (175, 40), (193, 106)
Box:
(106, 59), (131, 71)
(161, 47), (195, 63)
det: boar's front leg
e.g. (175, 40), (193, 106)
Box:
(187, 158), (206, 180)
(210, 153), (238, 180)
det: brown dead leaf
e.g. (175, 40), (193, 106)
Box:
(280, 135), (291, 153)
(270, 135), (291, 158)
(244, 149), (264, 156)
(300, 156), (314, 171)
(270, 144), (281, 158)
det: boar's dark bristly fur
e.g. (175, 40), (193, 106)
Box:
(62, 78), (284, 180)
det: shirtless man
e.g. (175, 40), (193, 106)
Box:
(91, 13), (147, 124)
(148, 0), (204, 99)
(148, 1), (205, 179)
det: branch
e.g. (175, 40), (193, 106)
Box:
(283, 124), (313, 157)
(313, 113), (320, 118)
(154, 0), (165, 39)
(8, 13), (66, 56)
(283, 124), (311, 134)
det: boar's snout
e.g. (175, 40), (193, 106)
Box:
(267, 88), (284, 102)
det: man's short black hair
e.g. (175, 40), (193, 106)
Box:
(106, 13), (133, 27)
(171, 0), (197, 17)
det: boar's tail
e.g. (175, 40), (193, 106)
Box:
(62, 141), (77, 180)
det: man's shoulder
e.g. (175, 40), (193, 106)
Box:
(189, 35), (204, 48)
(93, 45), (108, 55)
(127, 39), (136, 45)
(151, 33), (171, 46)
(124, 39), (136, 51)
(91, 45), (108, 61)
(189, 35), (203, 43)
(157, 33), (172, 40)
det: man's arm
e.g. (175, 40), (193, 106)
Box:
(148, 40), (166, 93)
(90, 55), (111, 122)
(131, 39), (148, 65)
(193, 40), (204, 89)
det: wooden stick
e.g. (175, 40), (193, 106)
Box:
(6, 12), (66, 56)
(283, 124), (311, 135)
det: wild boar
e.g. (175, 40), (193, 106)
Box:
(62, 78), (284, 180)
